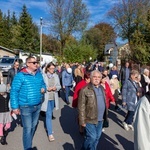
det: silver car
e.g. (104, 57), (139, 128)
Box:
(0, 57), (23, 75)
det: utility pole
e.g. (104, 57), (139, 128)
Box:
(40, 17), (43, 66)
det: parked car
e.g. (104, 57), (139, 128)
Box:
(0, 57), (23, 76)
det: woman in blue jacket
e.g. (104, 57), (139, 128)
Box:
(62, 64), (74, 105)
(122, 70), (140, 131)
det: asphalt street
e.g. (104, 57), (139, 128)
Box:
(0, 96), (134, 150)
(0, 77), (134, 150)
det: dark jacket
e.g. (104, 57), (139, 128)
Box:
(7, 68), (20, 85)
(78, 83), (108, 125)
(119, 67), (131, 83)
(140, 74), (148, 94)
(109, 70), (119, 79)
(0, 93), (10, 113)
(93, 65), (101, 71)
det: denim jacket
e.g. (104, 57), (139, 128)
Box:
(62, 70), (73, 87)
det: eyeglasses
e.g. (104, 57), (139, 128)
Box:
(28, 62), (38, 65)
(49, 68), (55, 70)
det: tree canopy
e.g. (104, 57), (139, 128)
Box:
(0, 5), (40, 54)
(47, 0), (89, 56)
(63, 41), (97, 63)
(84, 22), (116, 61)
(108, 0), (150, 64)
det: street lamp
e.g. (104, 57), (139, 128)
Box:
(40, 17), (43, 66)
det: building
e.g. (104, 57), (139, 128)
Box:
(0, 46), (16, 57)
(104, 43), (118, 65)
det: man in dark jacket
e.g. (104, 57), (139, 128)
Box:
(7, 61), (20, 87)
(119, 62), (131, 90)
(78, 70), (108, 150)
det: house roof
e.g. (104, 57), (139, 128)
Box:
(0, 45), (16, 54)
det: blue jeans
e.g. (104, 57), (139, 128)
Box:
(82, 121), (103, 150)
(46, 100), (54, 135)
(124, 111), (134, 125)
(20, 104), (41, 150)
(65, 86), (71, 103)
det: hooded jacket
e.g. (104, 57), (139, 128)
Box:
(10, 68), (46, 109)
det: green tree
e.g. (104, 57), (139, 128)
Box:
(0, 10), (5, 46)
(64, 42), (97, 63)
(47, 0), (89, 56)
(2, 10), (13, 48)
(18, 5), (37, 53)
(10, 11), (20, 49)
(30, 23), (40, 53)
(11, 12), (18, 25)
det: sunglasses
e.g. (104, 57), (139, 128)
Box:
(28, 62), (38, 65)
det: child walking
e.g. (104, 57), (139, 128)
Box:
(0, 84), (12, 145)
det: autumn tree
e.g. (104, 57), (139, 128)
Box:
(47, 0), (89, 56)
(108, 0), (150, 64)
(42, 34), (61, 54)
(84, 22), (116, 60)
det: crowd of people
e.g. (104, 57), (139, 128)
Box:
(0, 57), (150, 150)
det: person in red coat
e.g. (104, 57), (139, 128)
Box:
(101, 74), (115, 109)
(72, 73), (90, 108)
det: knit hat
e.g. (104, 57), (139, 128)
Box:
(112, 75), (118, 79)
(0, 84), (7, 93)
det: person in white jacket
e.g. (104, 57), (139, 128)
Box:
(134, 84), (150, 150)
(41, 62), (61, 142)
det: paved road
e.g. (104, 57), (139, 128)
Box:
(0, 92), (134, 150)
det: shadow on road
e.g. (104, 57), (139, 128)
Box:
(32, 146), (38, 150)
(59, 88), (74, 103)
(59, 102), (132, 150)
(108, 103), (127, 129)
(98, 132), (119, 150)
(59, 105), (83, 150)
(116, 134), (134, 150)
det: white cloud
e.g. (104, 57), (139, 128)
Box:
(0, 0), (48, 16)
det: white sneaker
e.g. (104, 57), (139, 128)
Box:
(123, 122), (129, 131)
(128, 124), (134, 131)
(102, 128), (105, 132)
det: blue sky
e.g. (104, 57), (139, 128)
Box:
(0, 0), (125, 44)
